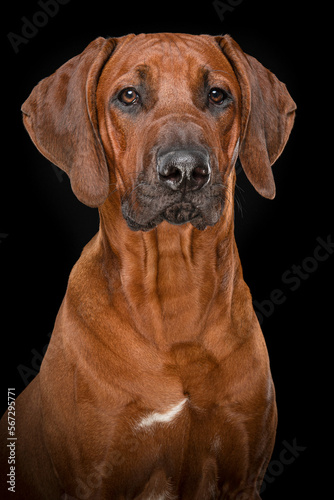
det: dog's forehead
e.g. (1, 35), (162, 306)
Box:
(106, 33), (235, 82)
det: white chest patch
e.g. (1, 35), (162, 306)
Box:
(136, 398), (187, 430)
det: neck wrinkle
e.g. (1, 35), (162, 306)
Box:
(98, 197), (237, 348)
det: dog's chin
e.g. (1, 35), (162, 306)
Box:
(123, 202), (222, 232)
(163, 203), (200, 226)
(124, 214), (162, 232)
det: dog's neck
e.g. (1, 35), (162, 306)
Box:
(94, 181), (252, 349)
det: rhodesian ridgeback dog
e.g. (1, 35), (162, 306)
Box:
(0, 33), (296, 499)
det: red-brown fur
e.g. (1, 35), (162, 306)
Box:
(0, 33), (296, 499)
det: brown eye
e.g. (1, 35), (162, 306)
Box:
(118, 87), (140, 106)
(208, 88), (227, 105)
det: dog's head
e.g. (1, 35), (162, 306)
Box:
(22, 33), (296, 231)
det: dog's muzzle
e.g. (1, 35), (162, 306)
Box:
(121, 145), (224, 232)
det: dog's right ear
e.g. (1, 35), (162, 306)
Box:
(21, 37), (117, 207)
(216, 35), (296, 199)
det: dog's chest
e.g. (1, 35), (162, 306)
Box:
(94, 347), (230, 497)
(100, 396), (223, 498)
(58, 342), (256, 498)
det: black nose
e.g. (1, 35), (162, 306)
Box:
(157, 149), (211, 191)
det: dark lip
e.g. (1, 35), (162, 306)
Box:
(124, 213), (163, 232)
(162, 202), (200, 225)
(124, 201), (209, 232)
(122, 185), (224, 232)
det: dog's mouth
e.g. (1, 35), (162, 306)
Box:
(122, 199), (222, 232)
(163, 202), (200, 225)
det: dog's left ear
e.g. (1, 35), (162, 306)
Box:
(21, 37), (116, 207)
(216, 35), (296, 199)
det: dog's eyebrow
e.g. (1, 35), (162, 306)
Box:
(200, 66), (232, 84)
(135, 64), (151, 80)
(210, 68), (234, 77)
(203, 68), (210, 82)
(210, 68), (230, 74)
(199, 67), (210, 88)
(201, 65), (233, 78)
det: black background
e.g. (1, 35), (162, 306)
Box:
(1, 0), (331, 498)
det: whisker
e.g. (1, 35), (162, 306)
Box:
(126, 182), (147, 215)
(234, 195), (243, 217)
(235, 180), (245, 194)
(234, 181), (246, 217)
(211, 182), (234, 209)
